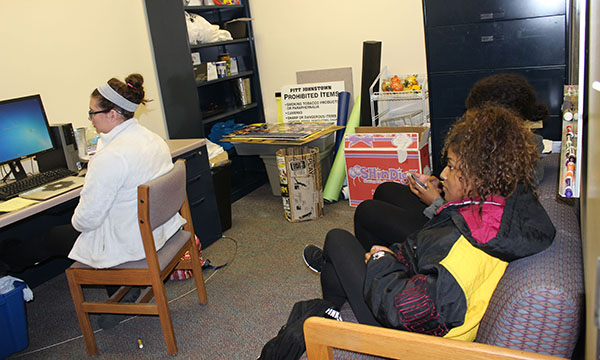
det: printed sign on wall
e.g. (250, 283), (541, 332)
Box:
(280, 81), (344, 122)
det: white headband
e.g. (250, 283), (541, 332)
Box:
(97, 83), (139, 113)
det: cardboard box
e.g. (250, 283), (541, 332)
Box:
(344, 126), (430, 207)
(276, 147), (324, 222)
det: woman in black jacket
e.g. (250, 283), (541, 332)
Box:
(310, 105), (555, 339)
(348, 73), (549, 251)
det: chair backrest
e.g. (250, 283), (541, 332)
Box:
(136, 158), (189, 274)
(142, 159), (187, 230)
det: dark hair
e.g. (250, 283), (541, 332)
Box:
(443, 105), (539, 201)
(91, 73), (151, 119)
(465, 73), (549, 122)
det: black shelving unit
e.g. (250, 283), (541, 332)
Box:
(145, 0), (267, 202)
(422, 0), (569, 175)
(185, 3), (264, 129)
(185, 2), (266, 202)
(145, 0), (204, 139)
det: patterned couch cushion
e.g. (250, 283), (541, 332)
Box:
(475, 154), (583, 358)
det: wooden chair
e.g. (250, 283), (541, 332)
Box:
(303, 317), (565, 360)
(65, 159), (207, 355)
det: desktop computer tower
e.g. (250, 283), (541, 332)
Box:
(37, 123), (81, 173)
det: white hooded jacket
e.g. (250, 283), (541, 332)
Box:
(69, 119), (186, 268)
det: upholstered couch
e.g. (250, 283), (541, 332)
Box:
(303, 154), (584, 360)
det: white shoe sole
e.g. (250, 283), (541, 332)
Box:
(302, 248), (322, 273)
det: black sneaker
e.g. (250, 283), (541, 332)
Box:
(325, 307), (343, 321)
(98, 287), (141, 330)
(303, 245), (324, 273)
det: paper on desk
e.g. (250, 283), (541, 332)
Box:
(0, 197), (39, 213)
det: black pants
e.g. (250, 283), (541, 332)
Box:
(354, 182), (429, 250)
(321, 182), (429, 326)
(320, 228), (382, 326)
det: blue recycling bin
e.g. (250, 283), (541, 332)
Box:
(0, 281), (29, 358)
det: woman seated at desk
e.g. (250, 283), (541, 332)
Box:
(0, 74), (184, 312)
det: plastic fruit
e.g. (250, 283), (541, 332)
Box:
(390, 76), (403, 91)
(381, 79), (393, 91)
(392, 82), (404, 91)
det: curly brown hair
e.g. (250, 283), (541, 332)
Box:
(443, 105), (539, 200)
(465, 73), (549, 122)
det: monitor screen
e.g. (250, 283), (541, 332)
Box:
(0, 95), (54, 165)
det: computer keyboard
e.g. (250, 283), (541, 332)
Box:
(0, 168), (78, 201)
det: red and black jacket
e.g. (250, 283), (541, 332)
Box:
(364, 185), (555, 340)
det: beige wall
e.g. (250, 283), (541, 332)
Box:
(249, 0), (427, 123)
(0, 1), (427, 134)
(0, 0), (168, 138)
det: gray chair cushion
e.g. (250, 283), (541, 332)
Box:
(70, 229), (191, 272)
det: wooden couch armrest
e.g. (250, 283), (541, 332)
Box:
(303, 317), (566, 360)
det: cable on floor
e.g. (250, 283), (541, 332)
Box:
(12, 235), (239, 357)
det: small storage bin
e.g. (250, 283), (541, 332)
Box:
(224, 18), (250, 39)
(0, 281), (29, 358)
(261, 143), (334, 196)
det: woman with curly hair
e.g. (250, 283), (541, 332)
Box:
(327, 73), (548, 257)
(310, 105), (555, 340)
(465, 73), (549, 125)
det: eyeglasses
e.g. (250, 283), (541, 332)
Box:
(88, 109), (110, 119)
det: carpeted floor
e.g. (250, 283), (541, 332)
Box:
(9, 184), (355, 359)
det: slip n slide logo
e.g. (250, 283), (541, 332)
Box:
(343, 131), (430, 206)
(346, 132), (417, 186)
(347, 164), (410, 185)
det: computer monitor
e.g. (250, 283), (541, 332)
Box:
(0, 94), (54, 180)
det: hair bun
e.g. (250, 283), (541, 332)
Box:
(125, 74), (144, 90)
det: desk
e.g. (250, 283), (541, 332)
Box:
(1, 139), (215, 227)
(0, 138), (222, 286)
(0, 186), (82, 228)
